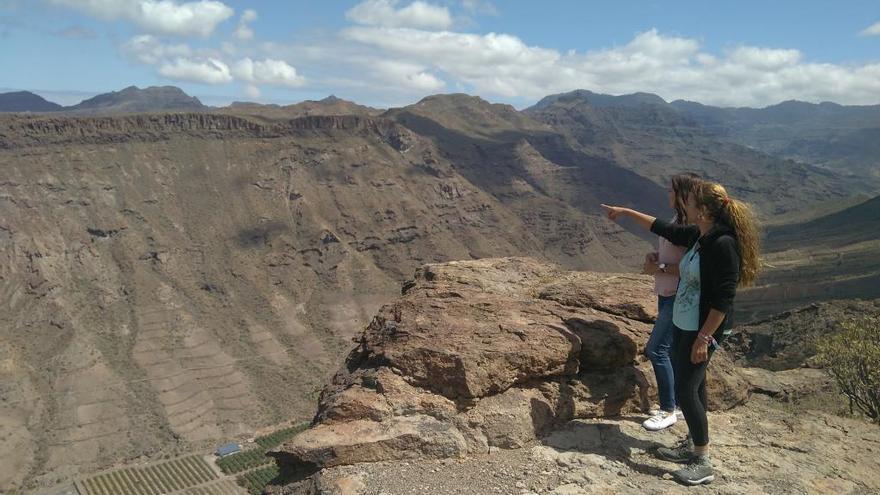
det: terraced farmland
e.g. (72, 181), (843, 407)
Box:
(216, 449), (271, 475)
(76, 455), (220, 495)
(183, 479), (243, 494)
(217, 423), (309, 475)
(255, 424), (307, 450)
(237, 465), (280, 495)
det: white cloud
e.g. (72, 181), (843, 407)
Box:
(106, 3), (880, 108)
(343, 27), (558, 70)
(233, 8), (256, 40)
(47, 0), (234, 37)
(334, 26), (880, 106)
(406, 71), (445, 91)
(346, 0), (452, 30)
(122, 33), (191, 64)
(244, 83), (260, 99)
(232, 58), (305, 87)
(861, 21), (880, 36)
(121, 33), (303, 89)
(158, 57), (232, 83)
(372, 59), (445, 91)
(727, 46), (801, 69)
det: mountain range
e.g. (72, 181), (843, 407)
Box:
(0, 86), (205, 114)
(4, 84), (879, 183)
(1, 84), (879, 491)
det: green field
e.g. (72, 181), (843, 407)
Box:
(182, 479), (243, 494)
(237, 465), (281, 495)
(78, 455), (218, 495)
(255, 424), (308, 450)
(216, 448), (272, 475)
(216, 422), (309, 476)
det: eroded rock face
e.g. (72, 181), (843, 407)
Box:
(270, 257), (750, 473)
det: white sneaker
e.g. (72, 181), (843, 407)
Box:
(642, 409), (678, 431)
(649, 406), (683, 418)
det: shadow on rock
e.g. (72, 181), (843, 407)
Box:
(539, 420), (669, 478)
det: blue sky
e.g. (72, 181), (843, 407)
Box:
(1, 1), (879, 108)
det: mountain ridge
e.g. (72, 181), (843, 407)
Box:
(0, 90), (64, 112)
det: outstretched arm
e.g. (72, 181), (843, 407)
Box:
(603, 203), (700, 247)
(600, 204), (656, 231)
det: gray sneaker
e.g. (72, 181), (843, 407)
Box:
(654, 436), (693, 463)
(673, 455), (715, 485)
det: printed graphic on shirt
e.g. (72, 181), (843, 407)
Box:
(673, 245), (701, 331)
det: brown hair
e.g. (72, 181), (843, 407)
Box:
(671, 173), (702, 225)
(693, 181), (762, 287)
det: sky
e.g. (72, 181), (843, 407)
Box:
(1, 0), (879, 109)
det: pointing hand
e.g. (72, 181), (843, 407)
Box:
(600, 204), (625, 221)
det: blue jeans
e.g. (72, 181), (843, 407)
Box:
(646, 295), (677, 412)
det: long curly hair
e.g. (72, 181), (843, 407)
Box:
(671, 173), (702, 225)
(693, 181), (762, 287)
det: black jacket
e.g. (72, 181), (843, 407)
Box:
(650, 219), (740, 335)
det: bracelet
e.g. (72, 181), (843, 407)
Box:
(698, 334), (716, 346)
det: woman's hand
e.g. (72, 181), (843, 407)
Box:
(600, 204), (627, 221)
(691, 339), (709, 364)
(599, 204), (656, 231)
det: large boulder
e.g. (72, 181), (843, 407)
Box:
(270, 258), (750, 475)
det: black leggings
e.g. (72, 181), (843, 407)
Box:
(672, 326), (723, 447)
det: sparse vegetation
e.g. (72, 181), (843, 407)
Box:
(255, 423), (309, 450)
(237, 465), (280, 495)
(216, 422), (308, 475)
(816, 315), (880, 423)
(216, 448), (272, 475)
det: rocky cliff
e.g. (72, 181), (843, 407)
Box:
(265, 259), (878, 495)
(268, 258), (748, 484)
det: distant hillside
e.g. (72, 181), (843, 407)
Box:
(529, 89), (668, 111)
(221, 95), (380, 119)
(736, 193), (880, 322)
(765, 194), (880, 250)
(391, 93), (551, 137)
(386, 93), (670, 249)
(671, 99), (880, 179)
(67, 85), (205, 113)
(0, 91), (63, 112)
(525, 90), (880, 218)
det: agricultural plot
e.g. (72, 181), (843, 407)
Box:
(78, 455), (218, 495)
(182, 479), (245, 494)
(237, 465), (280, 495)
(254, 423), (308, 450)
(217, 422), (309, 475)
(216, 448), (272, 475)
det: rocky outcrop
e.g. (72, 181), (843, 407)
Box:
(269, 258), (750, 475)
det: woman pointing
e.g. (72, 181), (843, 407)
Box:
(601, 180), (761, 486)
